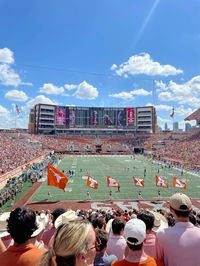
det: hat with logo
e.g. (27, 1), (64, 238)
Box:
(124, 218), (146, 245)
(170, 193), (192, 212)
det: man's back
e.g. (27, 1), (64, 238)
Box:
(156, 222), (200, 266)
(106, 233), (126, 259)
(0, 243), (43, 266)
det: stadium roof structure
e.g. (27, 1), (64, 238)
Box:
(184, 108), (200, 124)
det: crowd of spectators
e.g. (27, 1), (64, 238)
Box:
(0, 155), (59, 208)
(139, 131), (200, 171)
(1, 130), (200, 176)
(0, 193), (200, 265)
(0, 133), (49, 175)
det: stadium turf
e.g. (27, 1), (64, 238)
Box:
(29, 155), (200, 202)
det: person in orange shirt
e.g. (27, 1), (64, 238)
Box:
(112, 218), (163, 266)
(0, 207), (44, 266)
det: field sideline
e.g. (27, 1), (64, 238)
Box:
(29, 155), (200, 203)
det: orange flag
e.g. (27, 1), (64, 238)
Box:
(155, 176), (169, 188)
(87, 176), (98, 189)
(47, 164), (68, 190)
(107, 176), (120, 187)
(132, 176), (144, 187)
(173, 177), (186, 189)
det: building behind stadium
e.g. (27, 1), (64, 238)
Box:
(28, 104), (157, 135)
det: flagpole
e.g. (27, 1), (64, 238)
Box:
(15, 107), (17, 130)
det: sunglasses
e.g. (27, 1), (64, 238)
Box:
(88, 239), (101, 251)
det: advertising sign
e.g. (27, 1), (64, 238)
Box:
(69, 109), (76, 127)
(116, 109), (126, 126)
(90, 109), (99, 126)
(127, 108), (135, 125)
(55, 107), (66, 126)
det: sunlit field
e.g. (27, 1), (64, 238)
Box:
(29, 155), (200, 202)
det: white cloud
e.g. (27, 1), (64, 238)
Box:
(174, 105), (194, 117)
(0, 105), (12, 129)
(0, 105), (10, 115)
(109, 91), (135, 100)
(26, 95), (57, 109)
(111, 53), (183, 77)
(64, 84), (77, 91)
(157, 116), (171, 123)
(146, 103), (172, 111)
(109, 88), (152, 100)
(0, 48), (14, 64)
(39, 83), (64, 95)
(0, 47), (32, 87)
(74, 81), (98, 100)
(5, 90), (28, 102)
(110, 64), (117, 71)
(157, 75), (200, 107)
(0, 64), (22, 87)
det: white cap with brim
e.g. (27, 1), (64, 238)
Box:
(149, 211), (168, 232)
(124, 218), (146, 245)
(105, 218), (114, 234)
(31, 213), (47, 238)
(0, 212), (10, 238)
(54, 210), (80, 229)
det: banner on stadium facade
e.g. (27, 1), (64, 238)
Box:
(126, 108), (135, 125)
(116, 109), (126, 126)
(103, 109), (114, 126)
(90, 109), (99, 126)
(55, 107), (66, 126)
(69, 109), (76, 127)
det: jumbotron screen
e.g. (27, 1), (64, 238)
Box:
(56, 106), (136, 128)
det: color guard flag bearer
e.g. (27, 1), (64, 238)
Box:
(47, 164), (68, 190)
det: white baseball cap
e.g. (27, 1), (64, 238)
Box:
(124, 218), (146, 245)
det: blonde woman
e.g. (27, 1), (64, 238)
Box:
(39, 220), (97, 266)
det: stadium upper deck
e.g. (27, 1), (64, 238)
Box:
(29, 104), (157, 135)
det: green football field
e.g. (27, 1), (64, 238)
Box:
(29, 155), (200, 202)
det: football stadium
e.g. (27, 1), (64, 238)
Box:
(1, 3), (200, 264)
(0, 105), (200, 213)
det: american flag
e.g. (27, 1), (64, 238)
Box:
(15, 104), (20, 115)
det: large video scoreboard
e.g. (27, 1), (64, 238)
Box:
(55, 106), (136, 129)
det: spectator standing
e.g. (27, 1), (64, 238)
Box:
(137, 210), (168, 258)
(94, 229), (117, 266)
(156, 193), (200, 266)
(39, 220), (96, 266)
(40, 208), (65, 246)
(0, 207), (44, 266)
(106, 218), (126, 260)
(112, 218), (161, 266)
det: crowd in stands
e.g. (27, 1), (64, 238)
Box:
(0, 193), (200, 265)
(1, 130), (200, 176)
(139, 131), (200, 171)
(0, 155), (59, 208)
(0, 133), (48, 175)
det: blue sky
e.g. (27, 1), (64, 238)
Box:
(0, 0), (200, 129)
